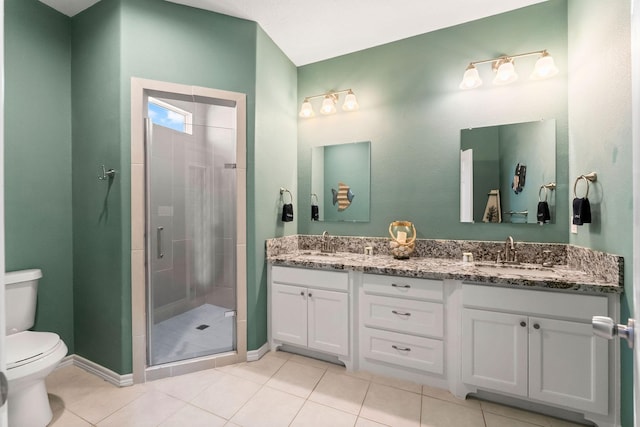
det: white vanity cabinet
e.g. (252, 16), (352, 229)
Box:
(359, 274), (445, 376)
(461, 284), (610, 416)
(270, 266), (349, 357)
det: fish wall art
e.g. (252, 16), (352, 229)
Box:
(332, 182), (355, 211)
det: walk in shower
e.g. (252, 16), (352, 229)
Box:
(145, 93), (238, 366)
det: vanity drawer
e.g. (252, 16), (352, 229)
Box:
(272, 266), (348, 292)
(363, 274), (443, 302)
(361, 327), (444, 374)
(361, 294), (443, 338)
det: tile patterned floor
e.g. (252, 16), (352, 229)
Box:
(46, 351), (587, 427)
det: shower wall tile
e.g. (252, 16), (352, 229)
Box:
(131, 249), (146, 338)
(153, 269), (184, 310)
(132, 335), (146, 384)
(215, 352), (243, 368)
(171, 358), (217, 376)
(172, 189), (187, 241)
(145, 365), (172, 382)
(131, 164), (145, 251)
(151, 153), (173, 209)
(237, 319), (247, 357)
(237, 170), (247, 245)
(172, 240), (189, 300)
(150, 126), (174, 159)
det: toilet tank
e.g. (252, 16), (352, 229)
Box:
(5, 269), (42, 335)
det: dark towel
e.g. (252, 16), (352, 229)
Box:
(311, 204), (319, 221)
(281, 203), (294, 222)
(572, 197), (591, 225)
(537, 201), (551, 225)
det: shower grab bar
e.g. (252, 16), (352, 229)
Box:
(157, 227), (164, 259)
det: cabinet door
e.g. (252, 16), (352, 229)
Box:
(528, 317), (608, 415)
(307, 288), (349, 356)
(462, 308), (528, 397)
(272, 283), (308, 347)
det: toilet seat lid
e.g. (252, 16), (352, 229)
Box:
(7, 331), (61, 369)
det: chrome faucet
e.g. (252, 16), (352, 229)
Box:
(503, 236), (517, 263)
(321, 231), (335, 253)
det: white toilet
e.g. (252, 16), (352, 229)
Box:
(5, 269), (68, 427)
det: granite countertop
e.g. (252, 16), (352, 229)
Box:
(267, 250), (622, 294)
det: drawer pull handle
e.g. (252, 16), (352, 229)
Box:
(391, 283), (411, 289)
(392, 345), (411, 352)
(392, 310), (411, 317)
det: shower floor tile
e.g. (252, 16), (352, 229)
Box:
(150, 303), (234, 365)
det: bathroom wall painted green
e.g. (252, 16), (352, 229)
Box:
(4, 0), (74, 351)
(4, 6), (634, 426)
(253, 27), (298, 349)
(297, 1), (569, 243)
(71, 0), (126, 372)
(567, 1), (633, 425)
(118, 0), (265, 353)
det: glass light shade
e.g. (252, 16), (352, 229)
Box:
(299, 100), (314, 118)
(493, 60), (518, 85)
(530, 52), (559, 80)
(320, 96), (337, 115)
(342, 91), (359, 111)
(459, 65), (482, 89)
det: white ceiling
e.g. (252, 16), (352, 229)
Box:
(39, 0), (548, 66)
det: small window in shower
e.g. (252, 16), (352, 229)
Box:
(148, 97), (193, 134)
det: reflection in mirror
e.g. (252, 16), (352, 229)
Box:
(311, 141), (370, 222)
(460, 120), (556, 224)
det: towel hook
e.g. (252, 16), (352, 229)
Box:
(573, 172), (597, 198)
(280, 187), (293, 203)
(98, 165), (116, 181)
(538, 182), (556, 202)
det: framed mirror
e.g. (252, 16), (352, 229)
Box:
(311, 141), (370, 222)
(460, 120), (556, 224)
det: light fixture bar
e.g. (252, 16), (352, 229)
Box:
(468, 50), (548, 67)
(302, 89), (354, 102)
(460, 49), (558, 90)
(299, 88), (359, 118)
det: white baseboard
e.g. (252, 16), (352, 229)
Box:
(57, 354), (133, 387)
(246, 341), (270, 362)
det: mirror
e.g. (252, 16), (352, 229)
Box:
(311, 141), (371, 222)
(460, 120), (556, 224)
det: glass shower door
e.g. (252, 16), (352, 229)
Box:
(146, 98), (237, 366)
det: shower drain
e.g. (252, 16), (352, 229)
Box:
(196, 324), (210, 330)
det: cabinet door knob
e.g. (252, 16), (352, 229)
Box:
(533, 323), (540, 330)
(300, 291), (305, 296)
(308, 292), (313, 297)
(520, 321), (526, 327)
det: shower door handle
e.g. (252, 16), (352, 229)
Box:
(157, 226), (164, 259)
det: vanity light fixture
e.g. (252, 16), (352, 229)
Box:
(459, 50), (558, 90)
(299, 89), (359, 118)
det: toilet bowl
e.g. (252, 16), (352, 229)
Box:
(5, 269), (68, 427)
